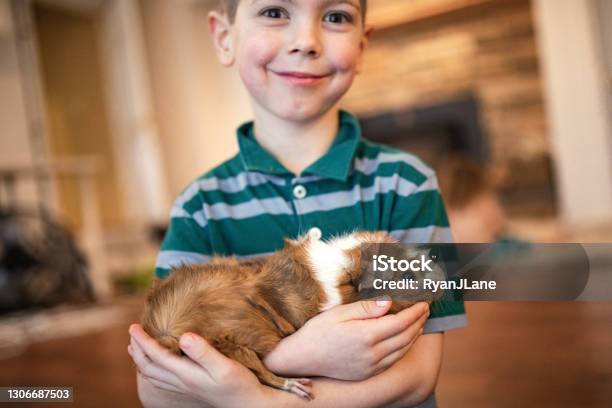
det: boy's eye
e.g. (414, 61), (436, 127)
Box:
(324, 12), (353, 24)
(261, 7), (289, 19)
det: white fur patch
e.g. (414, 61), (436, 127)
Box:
(305, 233), (364, 311)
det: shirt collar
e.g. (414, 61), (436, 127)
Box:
(237, 110), (361, 181)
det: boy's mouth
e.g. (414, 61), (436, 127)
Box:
(272, 70), (330, 86)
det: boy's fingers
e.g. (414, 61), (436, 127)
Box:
(179, 333), (233, 377)
(372, 331), (424, 376)
(129, 338), (180, 386)
(130, 324), (220, 385)
(145, 376), (184, 394)
(129, 324), (189, 374)
(370, 302), (429, 343)
(129, 324), (170, 362)
(375, 315), (426, 360)
(374, 342), (413, 374)
(128, 335), (153, 370)
(329, 299), (392, 322)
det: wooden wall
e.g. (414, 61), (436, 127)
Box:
(345, 0), (548, 180)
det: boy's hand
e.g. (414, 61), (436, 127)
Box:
(128, 324), (270, 408)
(264, 301), (429, 381)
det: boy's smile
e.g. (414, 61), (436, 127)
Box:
(211, 0), (370, 123)
(271, 70), (331, 87)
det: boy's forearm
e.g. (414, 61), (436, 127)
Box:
(264, 328), (320, 376)
(264, 333), (444, 408)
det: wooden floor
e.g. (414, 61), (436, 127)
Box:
(1, 300), (611, 407)
(437, 302), (612, 408)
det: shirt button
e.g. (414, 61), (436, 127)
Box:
(293, 185), (307, 199)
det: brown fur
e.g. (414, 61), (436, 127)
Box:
(142, 230), (416, 398)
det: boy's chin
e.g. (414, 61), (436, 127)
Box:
(268, 102), (337, 123)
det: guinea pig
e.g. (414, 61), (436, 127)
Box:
(142, 229), (422, 400)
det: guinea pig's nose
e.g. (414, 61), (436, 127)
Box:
(403, 271), (416, 281)
(308, 227), (322, 241)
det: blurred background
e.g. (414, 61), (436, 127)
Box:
(0, 0), (611, 406)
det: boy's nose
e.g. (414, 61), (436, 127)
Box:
(288, 25), (322, 58)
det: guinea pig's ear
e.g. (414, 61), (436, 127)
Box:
(283, 238), (297, 247)
(307, 227), (322, 241)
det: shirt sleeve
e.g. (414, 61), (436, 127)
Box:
(154, 188), (213, 279)
(388, 170), (468, 333)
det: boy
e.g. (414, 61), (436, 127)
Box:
(128, 0), (467, 407)
(436, 156), (507, 243)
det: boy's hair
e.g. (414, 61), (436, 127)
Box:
(220, 0), (368, 24)
(436, 156), (496, 210)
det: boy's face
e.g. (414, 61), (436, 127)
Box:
(211, 0), (369, 122)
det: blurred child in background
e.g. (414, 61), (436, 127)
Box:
(436, 156), (507, 243)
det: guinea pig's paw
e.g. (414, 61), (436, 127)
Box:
(283, 378), (314, 400)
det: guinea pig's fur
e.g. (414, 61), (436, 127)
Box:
(142, 230), (414, 400)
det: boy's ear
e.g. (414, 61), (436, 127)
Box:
(356, 24), (374, 74)
(208, 10), (235, 67)
(363, 24), (375, 43)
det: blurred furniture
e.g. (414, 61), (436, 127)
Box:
(0, 156), (111, 299)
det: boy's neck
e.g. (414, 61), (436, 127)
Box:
(252, 105), (341, 177)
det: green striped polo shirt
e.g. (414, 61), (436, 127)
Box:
(155, 110), (467, 333)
